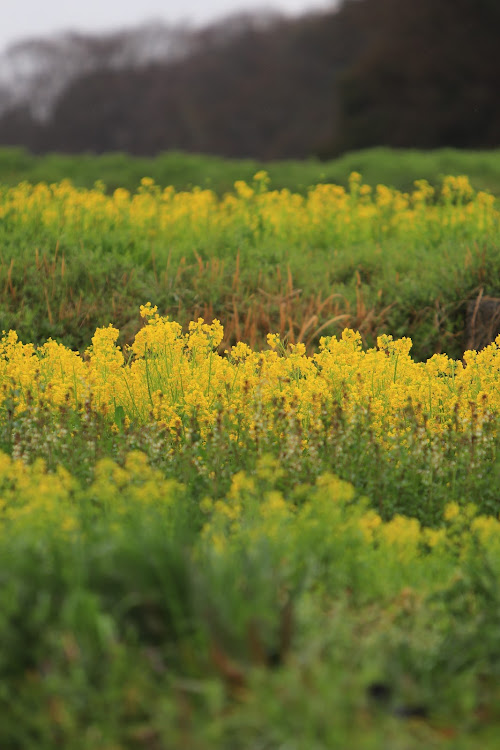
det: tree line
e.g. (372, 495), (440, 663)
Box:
(0, 0), (498, 159)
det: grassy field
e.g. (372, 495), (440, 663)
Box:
(2, 145), (500, 197)
(0, 151), (499, 748)
(0, 169), (499, 362)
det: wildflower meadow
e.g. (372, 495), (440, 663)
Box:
(0, 159), (499, 748)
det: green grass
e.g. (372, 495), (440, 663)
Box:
(3, 233), (496, 360)
(2, 146), (500, 196)
(0, 163), (499, 362)
(0, 403), (499, 748)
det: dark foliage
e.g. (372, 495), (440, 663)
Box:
(335, 0), (500, 153)
(0, 0), (498, 158)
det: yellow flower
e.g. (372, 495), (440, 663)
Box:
(444, 502), (460, 522)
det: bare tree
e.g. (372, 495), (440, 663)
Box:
(0, 23), (193, 120)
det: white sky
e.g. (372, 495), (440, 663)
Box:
(0, 0), (339, 53)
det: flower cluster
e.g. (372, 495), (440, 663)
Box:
(0, 308), (498, 443)
(0, 173), (496, 253)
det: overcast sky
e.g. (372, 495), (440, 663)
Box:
(0, 0), (338, 53)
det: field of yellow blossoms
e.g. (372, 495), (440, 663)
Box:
(2, 172), (496, 243)
(2, 302), (499, 438)
(1, 171), (499, 357)
(0, 170), (499, 748)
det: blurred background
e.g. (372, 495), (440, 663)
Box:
(0, 0), (498, 160)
